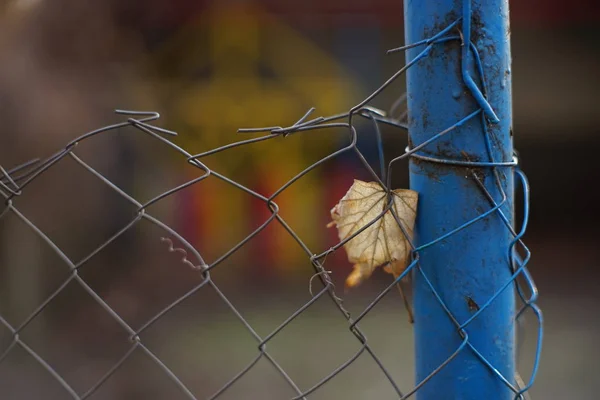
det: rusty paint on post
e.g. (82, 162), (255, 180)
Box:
(406, 0), (516, 398)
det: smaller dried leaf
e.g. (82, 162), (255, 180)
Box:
(327, 180), (418, 288)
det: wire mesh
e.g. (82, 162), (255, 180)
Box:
(0, 13), (542, 400)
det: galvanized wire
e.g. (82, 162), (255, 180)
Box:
(0, 15), (541, 400)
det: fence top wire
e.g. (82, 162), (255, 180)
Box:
(1, 9), (541, 400)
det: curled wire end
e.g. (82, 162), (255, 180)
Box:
(309, 270), (333, 298)
(358, 106), (387, 118)
(128, 118), (178, 137)
(160, 237), (206, 271)
(115, 109), (160, 118)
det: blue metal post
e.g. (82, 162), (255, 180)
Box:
(406, 1), (515, 399)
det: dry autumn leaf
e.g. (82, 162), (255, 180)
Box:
(327, 179), (418, 289)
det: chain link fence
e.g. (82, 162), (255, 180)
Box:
(0, 9), (542, 400)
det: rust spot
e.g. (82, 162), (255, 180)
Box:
(460, 150), (480, 161)
(437, 145), (460, 160)
(466, 296), (480, 312)
(423, 11), (459, 41)
(423, 12), (461, 73)
(410, 157), (442, 183)
(471, 11), (485, 39)
(471, 168), (486, 183)
(422, 108), (429, 130)
(460, 151), (486, 183)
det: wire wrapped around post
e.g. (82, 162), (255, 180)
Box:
(406, 1), (517, 398)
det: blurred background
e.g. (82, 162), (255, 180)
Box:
(0, 0), (599, 399)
